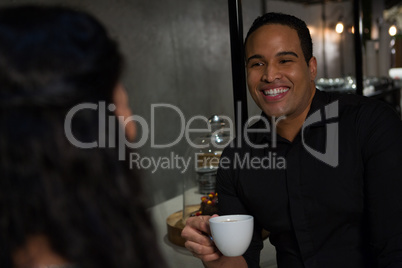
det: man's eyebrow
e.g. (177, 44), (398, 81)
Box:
(246, 54), (263, 64)
(276, 51), (298, 58)
(246, 51), (299, 63)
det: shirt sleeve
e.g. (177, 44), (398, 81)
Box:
(359, 101), (402, 267)
(216, 145), (264, 268)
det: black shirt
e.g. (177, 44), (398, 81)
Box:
(216, 89), (402, 268)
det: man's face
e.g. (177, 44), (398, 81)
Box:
(245, 24), (317, 119)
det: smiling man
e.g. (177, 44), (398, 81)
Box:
(245, 21), (316, 142)
(181, 12), (402, 268)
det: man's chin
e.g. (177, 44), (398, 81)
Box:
(262, 109), (287, 119)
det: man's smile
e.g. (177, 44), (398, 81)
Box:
(260, 86), (290, 101)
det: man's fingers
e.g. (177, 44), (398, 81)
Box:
(181, 215), (223, 263)
(184, 240), (217, 255)
(184, 240), (221, 262)
(192, 252), (222, 263)
(181, 224), (214, 247)
(185, 215), (212, 234)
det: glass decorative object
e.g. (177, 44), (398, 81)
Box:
(182, 115), (232, 223)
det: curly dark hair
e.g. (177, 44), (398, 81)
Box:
(0, 5), (165, 268)
(245, 12), (313, 65)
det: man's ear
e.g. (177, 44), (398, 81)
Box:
(309, 56), (317, 81)
(113, 83), (136, 141)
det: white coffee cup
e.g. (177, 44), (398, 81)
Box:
(209, 215), (254, 257)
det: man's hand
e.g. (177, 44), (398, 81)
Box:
(182, 214), (248, 268)
(181, 214), (222, 262)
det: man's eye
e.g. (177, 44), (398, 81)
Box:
(280, 59), (292, 64)
(251, 62), (263, 67)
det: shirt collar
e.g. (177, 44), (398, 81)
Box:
(307, 88), (328, 117)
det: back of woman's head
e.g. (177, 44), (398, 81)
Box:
(0, 5), (164, 268)
(0, 5), (122, 107)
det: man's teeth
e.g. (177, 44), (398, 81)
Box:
(263, 88), (289, 96)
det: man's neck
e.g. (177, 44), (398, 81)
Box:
(275, 89), (316, 142)
(276, 110), (309, 142)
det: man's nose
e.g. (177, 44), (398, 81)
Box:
(261, 65), (281, 82)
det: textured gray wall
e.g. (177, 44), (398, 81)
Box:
(1, 0), (356, 206)
(0, 0), (244, 207)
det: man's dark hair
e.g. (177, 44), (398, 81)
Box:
(0, 5), (165, 268)
(245, 12), (313, 65)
